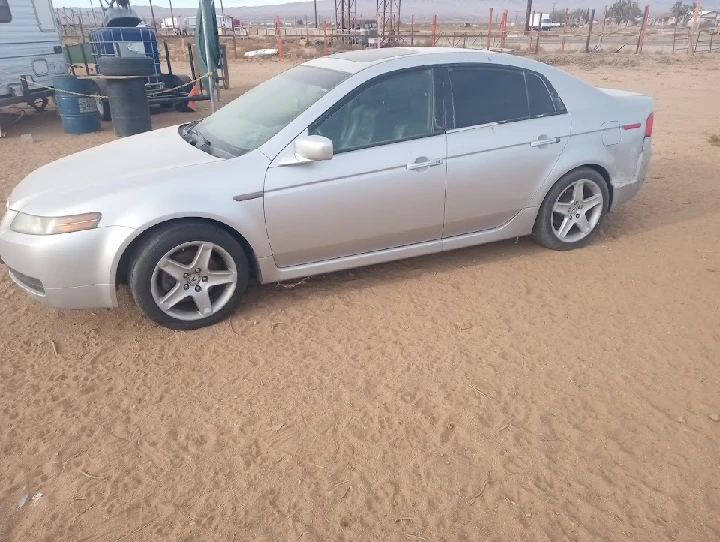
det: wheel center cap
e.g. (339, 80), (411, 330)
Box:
(187, 273), (200, 285)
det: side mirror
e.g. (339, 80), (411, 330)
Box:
(294, 135), (333, 162)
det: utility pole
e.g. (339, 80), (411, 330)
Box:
(314, 0), (318, 28)
(524, 0), (532, 32)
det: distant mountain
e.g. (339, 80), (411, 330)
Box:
(72, 0), (720, 23)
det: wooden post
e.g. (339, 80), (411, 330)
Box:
(323, 20), (328, 55)
(276, 15), (283, 60)
(636, 4), (649, 53)
(528, 11), (535, 50)
(562, 7), (568, 50)
(233, 34), (237, 59)
(148, 0), (158, 32)
(535, 22), (541, 52)
(672, 26), (677, 53)
(585, 8), (595, 52)
(411, 15), (414, 45)
(688, 0), (701, 55)
(168, 0), (176, 30)
(487, 7), (493, 49)
(431, 14), (437, 46)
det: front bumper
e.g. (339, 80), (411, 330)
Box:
(0, 211), (135, 309)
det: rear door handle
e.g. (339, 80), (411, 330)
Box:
(407, 158), (443, 171)
(530, 137), (561, 147)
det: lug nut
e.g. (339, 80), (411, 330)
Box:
(201, 276), (208, 282)
(579, 205), (583, 209)
(195, 268), (201, 273)
(183, 284), (190, 290)
(576, 214), (580, 218)
(183, 273), (189, 278)
(195, 285), (202, 292)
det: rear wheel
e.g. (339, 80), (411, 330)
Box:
(533, 168), (610, 251)
(129, 223), (249, 330)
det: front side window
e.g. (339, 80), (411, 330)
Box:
(311, 69), (436, 153)
(0, 0), (12, 23)
(196, 65), (349, 157)
(450, 67), (529, 128)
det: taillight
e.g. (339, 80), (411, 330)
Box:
(644, 112), (654, 138)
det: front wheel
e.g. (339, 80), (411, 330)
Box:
(129, 223), (249, 330)
(533, 168), (610, 251)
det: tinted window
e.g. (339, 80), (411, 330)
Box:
(450, 67), (529, 128)
(0, 0), (12, 23)
(526, 71), (566, 117)
(311, 69), (435, 153)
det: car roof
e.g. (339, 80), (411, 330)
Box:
(305, 47), (496, 74)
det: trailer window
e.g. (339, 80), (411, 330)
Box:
(31, 0), (56, 31)
(0, 0), (12, 23)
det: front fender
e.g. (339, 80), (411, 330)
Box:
(107, 197), (271, 287)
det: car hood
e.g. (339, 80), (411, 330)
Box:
(8, 125), (222, 212)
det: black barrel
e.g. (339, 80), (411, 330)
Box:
(98, 56), (154, 137)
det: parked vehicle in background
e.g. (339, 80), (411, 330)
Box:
(0, 0), (66, 111)
(531, 13), (561, 30)
(350, 19), (379, 46)
(0, 48), (654, 330)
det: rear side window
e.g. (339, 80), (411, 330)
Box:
(450, 67), (529, 128)
(0, 0), (12, 23)
(526, 71), (566, 116)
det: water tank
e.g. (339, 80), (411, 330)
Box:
(53, 75), (101, 135)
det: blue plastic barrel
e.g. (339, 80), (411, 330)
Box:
(53, 75), (101, 135)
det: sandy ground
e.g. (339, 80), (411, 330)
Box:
(1, 54), (719, 541)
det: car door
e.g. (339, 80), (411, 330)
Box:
(443, 65), (571, 237)
(263, 68), (447, 268)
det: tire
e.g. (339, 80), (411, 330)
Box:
(91, 81), (111, 120)
(98, 56), (156, 77)
(533, 167), (610, 251)
(96, 97), (111, 121)
(129, 222), (249, 330)
(30, 97), (48, 111)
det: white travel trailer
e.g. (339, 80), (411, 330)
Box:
(0, 0), (67, 109)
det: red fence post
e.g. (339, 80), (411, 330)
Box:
(487, 7), (493, 49)
(636, 5), (649, 53)
(431, 14), (437, 46)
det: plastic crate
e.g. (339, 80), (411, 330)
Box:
(89, 27), (163, 88)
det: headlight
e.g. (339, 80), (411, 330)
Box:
(10, 212), (102, 235)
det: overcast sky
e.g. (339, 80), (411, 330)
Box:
(74, 0), (309, 7)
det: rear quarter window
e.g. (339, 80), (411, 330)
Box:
(450, 67), (530, 128)
(0, 0), (12, 23)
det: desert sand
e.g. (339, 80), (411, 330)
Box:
(1, 54), (719, 541)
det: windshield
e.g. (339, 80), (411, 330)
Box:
(195, 65), (350, 157)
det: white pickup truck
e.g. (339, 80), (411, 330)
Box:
(531, 13), (561, 30)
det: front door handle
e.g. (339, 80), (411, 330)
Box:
(530, 136), (561, 147)
(407, 158), (443, 171)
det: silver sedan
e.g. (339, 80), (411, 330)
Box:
(0, 48), (653, 329)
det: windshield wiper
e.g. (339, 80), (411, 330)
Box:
(182, 121), (212, 149)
